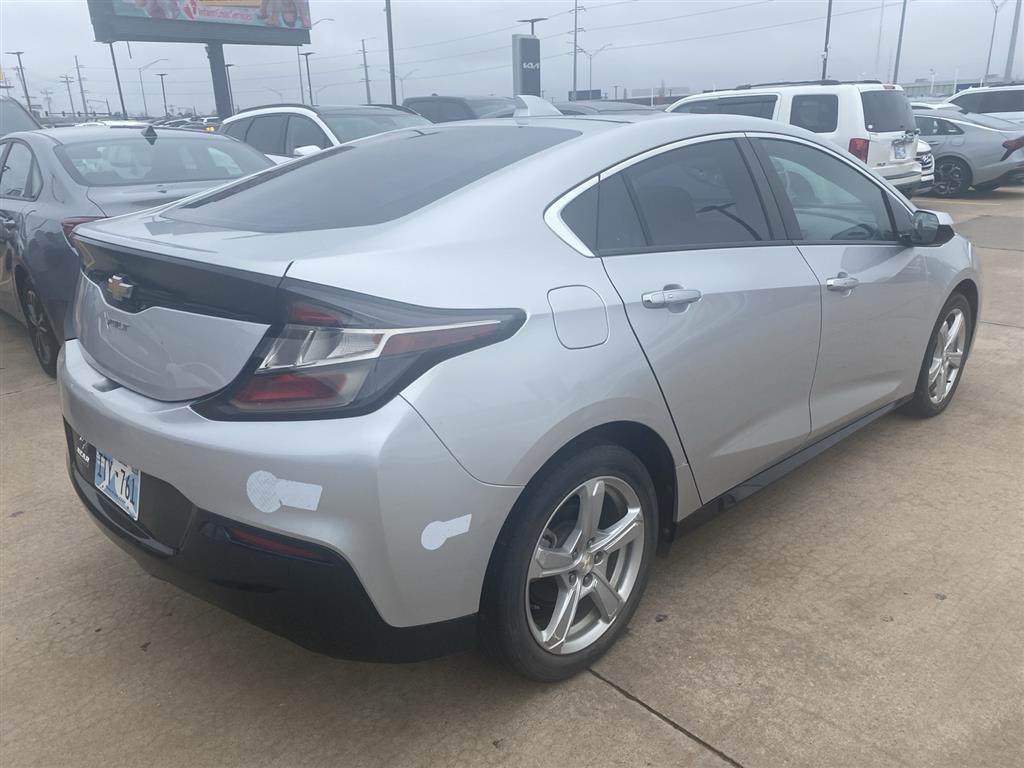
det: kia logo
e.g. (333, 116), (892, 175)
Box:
(522, 62), (540, 69)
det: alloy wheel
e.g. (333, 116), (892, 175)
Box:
(525, 476), (645, 655)
(24, 288), (55, 369)
(934, 160), (966, 197)
(928, 307), (966, 405)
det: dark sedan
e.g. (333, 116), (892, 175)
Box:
(0, 126), (273, 375)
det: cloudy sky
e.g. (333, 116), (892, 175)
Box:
(1, 0), (1020, 115)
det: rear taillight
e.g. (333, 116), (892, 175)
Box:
(61, 216), (106, 245)
(1001, 136), (1024, 160)
(848, 138), (870, 162)
(194, 280), (525, 420)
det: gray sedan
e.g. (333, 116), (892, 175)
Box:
(914, 110), (1024, 196)
(59, 113), (980, 681)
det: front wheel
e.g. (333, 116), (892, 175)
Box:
(903, 293), (972, 418)
(481, 444), (657, 681)
(19, 279), (59, 377)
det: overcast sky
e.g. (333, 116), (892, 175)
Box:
(1, 0), (1021, 115)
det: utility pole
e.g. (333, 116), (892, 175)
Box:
(75, 56), (88, 117)
(1005, 0), (1023, 81)
(873, 0), (886, 79)
(157, 73), (169, 116)
(59, 74), (75, 116)
(40, 88), (53, 115)
(983, 0), (1009, 85)
(571, 0), (580, 100)
(109, 43), (126, 116)
(296, 47), (305, 103)
(891, 0), (909, 84)
(301, 52), (315, 105)
(5, 51), (33, 112)
(385, 0), (397, 105)
(820, 0), (834, 80)
(105, 97), (111, 115)
(360, 38), (373, 104)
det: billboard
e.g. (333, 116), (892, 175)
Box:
(512, 35), (540, 97)
(88, 0), (311, 46)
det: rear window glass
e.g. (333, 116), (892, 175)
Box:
(165, 125), (579, 232)
(56, 135), (273, 186)
(320, 111), (431, 142)
(790, 95), (839, 133)
(861, 90), (914, 132)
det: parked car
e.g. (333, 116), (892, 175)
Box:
(60, 113), (980, 681)
(220, 103), (431, 162)
(913, 109), (1024, 195)
(403, 95), (517, 122)
(553, 100), (658, 116)
(944, 84), (1024, 125)
(666, 81), (922, 196)
(0, 95), (40, 137)
(917, 138), (935, 195)
(0, 126), (273, 375)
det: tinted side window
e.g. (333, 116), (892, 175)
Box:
(244, 115), (287, 155)
(0, 142), (35, 198)
(221, 117), (252, 140)
(790, 95), (839, 133)
(436, 101), (473, 122)
(622, 139), (769, 249)
(671, 99), (717, 114)
(285, 115), (330, 154)
(560, 184), (597, 251)
(950, 92), (983, 112)
(406, 101), (440, 122)
(597, 174), (646, 252)
(979, 89), (1024, 113)
(716, 96), (777, 119)
(759, 138), (896, 242)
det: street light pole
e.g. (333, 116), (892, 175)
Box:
(296, 47), (305, 103)
(156, 73), (169, 116)
(820, 0), (834, 80)
(1005, 0), (1023, 82)
(381, 68), (417, 102)
(359, 38), (374, 104)
(4, 51), (32, 112)
(517, 17), (548, 35)
(891, 0), (909, 83)
(983, 0), (1009, 85)
(301, 52), (315, 105)
(108, 43), (126, 116)
(385, 0), (397, 105)
(571, 0), (580, 100)
(138, 58), (167, 117)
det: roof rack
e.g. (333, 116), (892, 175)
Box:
(734, 79), (883, 90)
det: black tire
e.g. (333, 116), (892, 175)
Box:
(480, 444), (658, 682)
(973, 181), (1001, 193)
(932, 157), (972, 198)
(903, 292), (972, 418)
(18, 278), (59, 378)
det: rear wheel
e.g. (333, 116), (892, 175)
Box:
(932, 157), (972, 198)
(903, 293), (972, 418)
(18, 279), (59, 377)
(481, 444), (657, 681)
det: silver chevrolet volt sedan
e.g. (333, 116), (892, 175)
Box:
(60, 113), (981, 681)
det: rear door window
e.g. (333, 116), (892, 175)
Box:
(714, 96), (777, 119)
(0, 142), (37, 198)
(166, 125), (579, 232)
(244, 115), (287, 155)
(790, 95), (839, 133)
(861, 90), (914, 132)
(620, 139), (770, 250)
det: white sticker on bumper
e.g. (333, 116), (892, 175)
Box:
(421, 514), (472, 551)
(246, 470), (323, 513)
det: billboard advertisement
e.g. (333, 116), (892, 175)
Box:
(88, 0), (311, 45)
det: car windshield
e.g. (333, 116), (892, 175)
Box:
(56, 134), (273, 186)
(861, 90), (915, 132)
(1, 98), (40, 135)
(319, 110), (431, 142)
(466, 98), (517, 117)
(165, 125), (579, 232)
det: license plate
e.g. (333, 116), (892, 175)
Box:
(894, 142), (906, 160)
(94, 449), (141, 520)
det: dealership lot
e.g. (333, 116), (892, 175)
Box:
(1, 190), (1021, 767)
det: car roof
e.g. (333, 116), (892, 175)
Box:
(953, 83), (1024, 95)
(555, 100), (656, 112)
(678, 82), (901, 100)
(224, 103), (415, 121)
(17, 125), (239, 144)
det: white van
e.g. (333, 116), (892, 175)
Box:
(666, 81), (921, 195)
(944, 84), (1024, 126)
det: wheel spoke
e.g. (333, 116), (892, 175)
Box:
(947, 350), (963, 368)
(591, 506), (643, 554)
(576, 478), (606, 541)
(529, 544), (577, 581)
(928, 358), (944, 388)
(540, 578), (582, 651)
(944, 313), (963, 351)
(589, 571), (624, 622)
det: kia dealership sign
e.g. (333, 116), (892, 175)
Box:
(513, 34), (541, 97)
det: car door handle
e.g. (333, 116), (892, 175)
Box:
(826, 275), (860, 291)
(642, 287), (702, 309)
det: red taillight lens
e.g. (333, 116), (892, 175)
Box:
(62, 216), (106, 244)
(848, 138), (870, 162)
(194, 281), (526, 420)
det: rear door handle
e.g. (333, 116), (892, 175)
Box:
(826, 274), (860, 291)
(642, 287), (702, 309)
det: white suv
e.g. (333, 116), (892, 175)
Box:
(666, 81), (921, 195)
(220, 104), (431, 163)
(944, 84), (1024, 125)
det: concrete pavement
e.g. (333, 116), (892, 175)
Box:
(1, 190), (1021, 768)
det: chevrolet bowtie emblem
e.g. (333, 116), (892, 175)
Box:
(107, 274), (134, 300)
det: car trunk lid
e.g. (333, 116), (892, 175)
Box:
(85, 180), (224, 217)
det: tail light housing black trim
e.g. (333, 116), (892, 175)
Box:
(193, 278), (526, 421)
(1000, 136), (1024, 161)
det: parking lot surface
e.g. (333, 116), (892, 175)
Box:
(1, 190), (1022, 768)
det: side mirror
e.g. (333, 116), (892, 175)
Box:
(292, 145), (321, 158)
(903, 209), (941, 246)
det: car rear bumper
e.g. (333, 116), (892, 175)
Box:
(59, 339), (523, 654)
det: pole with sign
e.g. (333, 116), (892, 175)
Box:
(512, 34), (541, 97)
